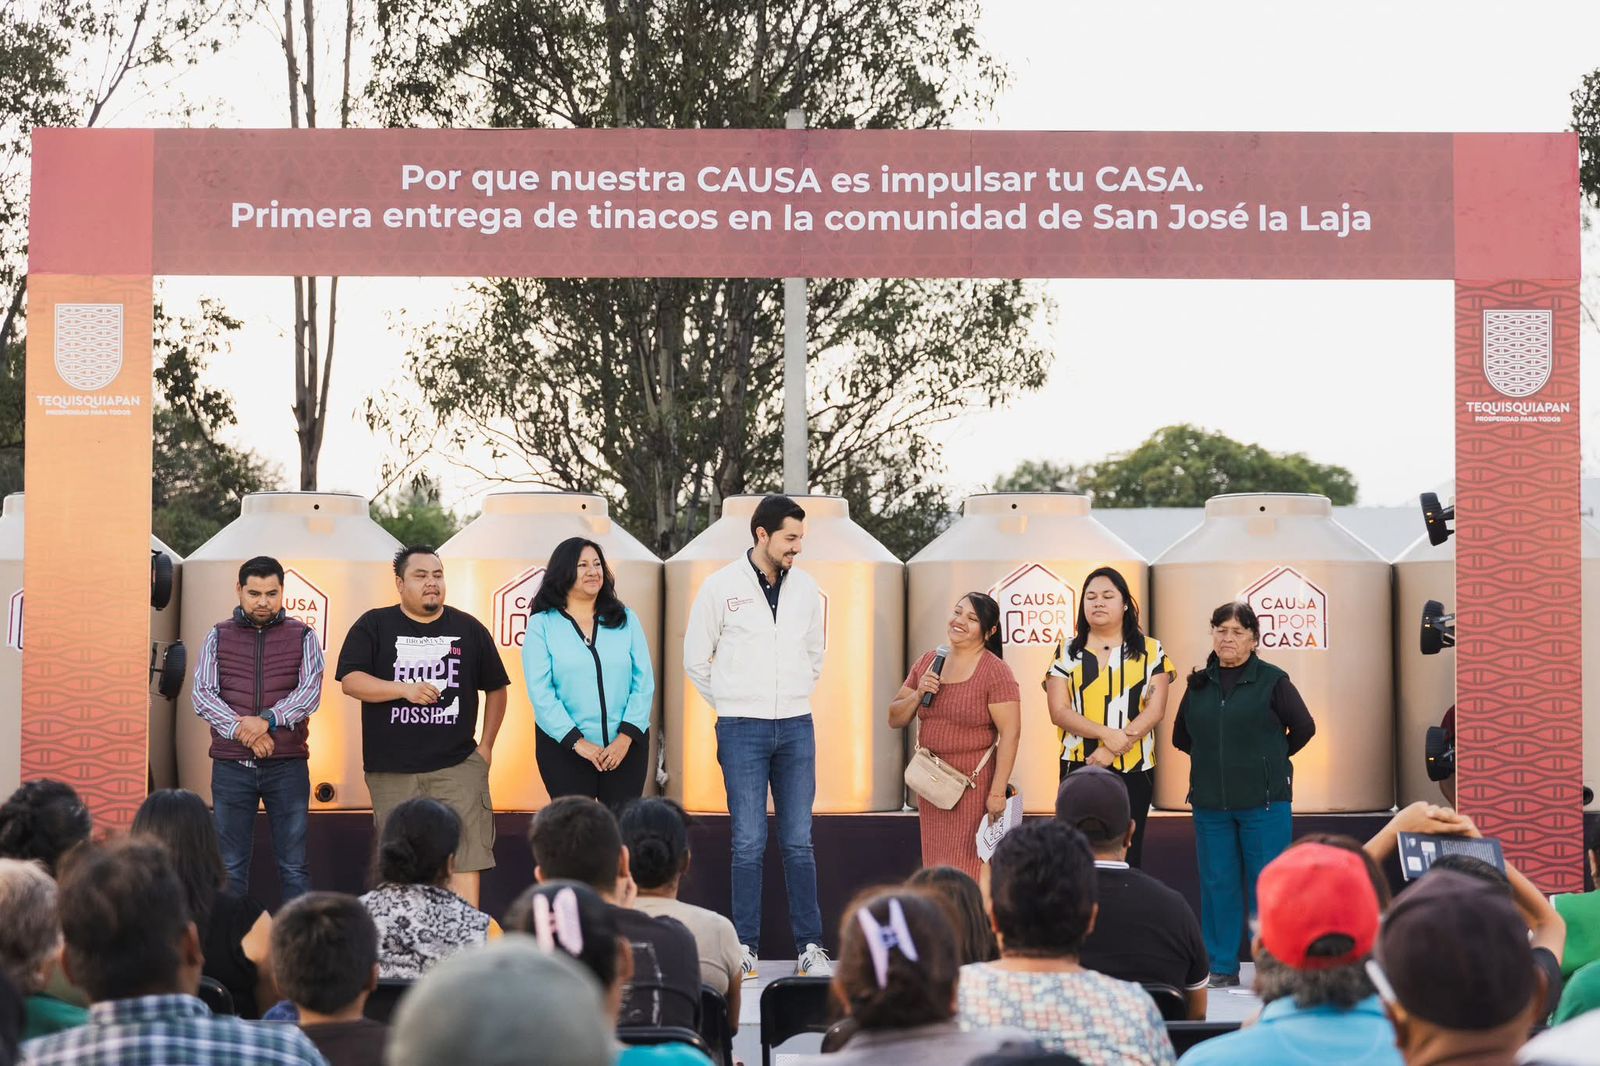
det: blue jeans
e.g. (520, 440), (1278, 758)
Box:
(715, 714), (823, 954)
(212, 758), (311, 901)
(1192, 804), (1292, 975)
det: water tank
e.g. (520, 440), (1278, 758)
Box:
(439, 492), (663, 810)
(177, 493), (400, 809)
(664, 495), (904, 813)
(0, 493), (183, 796)
(1150, 493), (1394, 812)
(906, 494), (1147, 813)
(1394, 519), (1600, 809)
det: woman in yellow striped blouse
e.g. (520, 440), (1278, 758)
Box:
(1044, 566), (1174, 867)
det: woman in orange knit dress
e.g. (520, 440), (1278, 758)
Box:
(888, 592), (1022, 879)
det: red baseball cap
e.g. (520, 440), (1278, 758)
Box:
(1257, 843), (1380, 970)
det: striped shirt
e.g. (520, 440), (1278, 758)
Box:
(1047, 635), (1174, 772)
(21, 994), (327, 1066)
(191, 622), (324, 767)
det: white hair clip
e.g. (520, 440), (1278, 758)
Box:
(856, 897), (919, 988)
(533, 887), (585, 957)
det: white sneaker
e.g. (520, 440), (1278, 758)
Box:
(796, 943), (833, 977)
(740, 945), (758, 982)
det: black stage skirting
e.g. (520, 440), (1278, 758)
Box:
(243, 809), (1431, 956)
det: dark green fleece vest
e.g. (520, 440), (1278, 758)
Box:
(1182, 653), (1293, 811)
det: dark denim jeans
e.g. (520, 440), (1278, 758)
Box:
(212, 757), (311, 902)
(715, 714), (823, 954)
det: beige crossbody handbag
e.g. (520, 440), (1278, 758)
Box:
(904, 742), (997, 810)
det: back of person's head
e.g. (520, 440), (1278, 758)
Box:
(388, 938), (613, 1066)
(617, 798), (689, 891)
(1375, 869), (1540, 1037)
(1253, 843), (1380, 1010)
(271, 892), (378, 1015)
(1053, 767), (1132, 854)
(504, 880), (622, 991)
(1426, 853), (1511, 893)
(130, 789), (225, 933)
(375, 798), (460, 887)
(528, 797), (621, 891)
(0, 780), (91, 877)
(56, 839), (193, 1002)
(989, 822), (1096, 957)
(835, 888), (960, 1031)
(0, 859), (60, 996)
(1291, 832), (1393, 910)
(905, 866), (998, 965)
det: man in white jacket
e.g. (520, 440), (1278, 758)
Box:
(684, 494), (832, 979)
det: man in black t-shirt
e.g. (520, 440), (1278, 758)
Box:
(1055, 766), (1209, 1020)
(527, 797), (702, 1032)
(336, 545), (510, 906)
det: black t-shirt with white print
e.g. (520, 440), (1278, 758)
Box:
(335, 605), (510, 774)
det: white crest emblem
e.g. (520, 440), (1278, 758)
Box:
(1482, 309), (1553, 398)
(53, 304), (125, 391)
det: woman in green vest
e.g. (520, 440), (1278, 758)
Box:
(1171, 601), (1315, 989)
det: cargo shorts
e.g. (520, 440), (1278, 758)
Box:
(366, 750), (496, 872)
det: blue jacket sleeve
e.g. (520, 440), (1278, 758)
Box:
(522, 612), (582, 747)
(619, 609), (655, 740)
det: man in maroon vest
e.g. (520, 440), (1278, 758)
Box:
(192, 555), (325, 901)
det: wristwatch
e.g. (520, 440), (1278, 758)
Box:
(262, 712), (277, 733)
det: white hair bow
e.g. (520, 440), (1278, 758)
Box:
(532, 887), (585, 957)
(856, 898), (919, 988)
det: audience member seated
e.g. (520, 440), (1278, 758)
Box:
(1551, 822), (1600, 979)
(1550, 960), (1600, 1025)
(271, 891), (388, 1066)
(0, 782), (94, 1014)
(789, 887), (1038, 1066)
(1053, 767), (1207, 1019)
(529, 797), (700, 1032)
(1366, 802), (1566, 1016)
(1178, 843), (1397, 1065)
(387, 937), (614, 1066)
(360, 797), (498, 980)
(0, 783), (91, 879)
(130, 789), (277, 1019)
(956, 821), (1174, 1066)
(508, 880), (712, 1066)
(905, 867), (999, 965)
(1520, 961), (1600, 1064)
(1370, 869), (1546, 1066)
(619, 799), (742, 1031)
(19, 839), (324, 1066)
(0, 861), (85, 1040)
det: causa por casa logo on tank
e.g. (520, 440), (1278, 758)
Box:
(492, 566), (546, 648)
(1242, 566), (1328, 651)
(989, 563), (1074, 647)
(282, 569), (330, 649)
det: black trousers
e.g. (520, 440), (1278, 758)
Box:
(1061, 761), (1156, 867)
(536, 727), (650, 811)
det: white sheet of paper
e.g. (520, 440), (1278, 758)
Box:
(975, 792), (1025, 862)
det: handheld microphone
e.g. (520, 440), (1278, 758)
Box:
(921, 645), (950, 708)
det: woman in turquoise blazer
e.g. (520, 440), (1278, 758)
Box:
(522, 537), (655, 805)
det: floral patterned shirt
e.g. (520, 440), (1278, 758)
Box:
(360, 882), (492, 979)
(957, 962), (1175, 1066)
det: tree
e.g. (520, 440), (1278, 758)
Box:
(370, 478), (464, 547)
(238, 0), (362, 489)
(993, 458), (1085, 494)
(999, 425), (1358, 508)
(366, 0), (1049, 560)
(151, 300), (279, 553)
(1575, 69), (1600, 213)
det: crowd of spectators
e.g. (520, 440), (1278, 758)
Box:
(0, 774), (1595, 1066)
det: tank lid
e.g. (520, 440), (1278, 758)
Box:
(963, 493), (1090, 518)
(2, 493), (19, 518)
(1204, 493), (1332, 519)
(719, 494), (849, 520)
(241, 492), (370, 517)
(481, 491), (609, 517)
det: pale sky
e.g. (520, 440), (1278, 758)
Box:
(143, 0), (1600, 516)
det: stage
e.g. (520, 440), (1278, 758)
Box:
(244, 808), (1412, 955)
